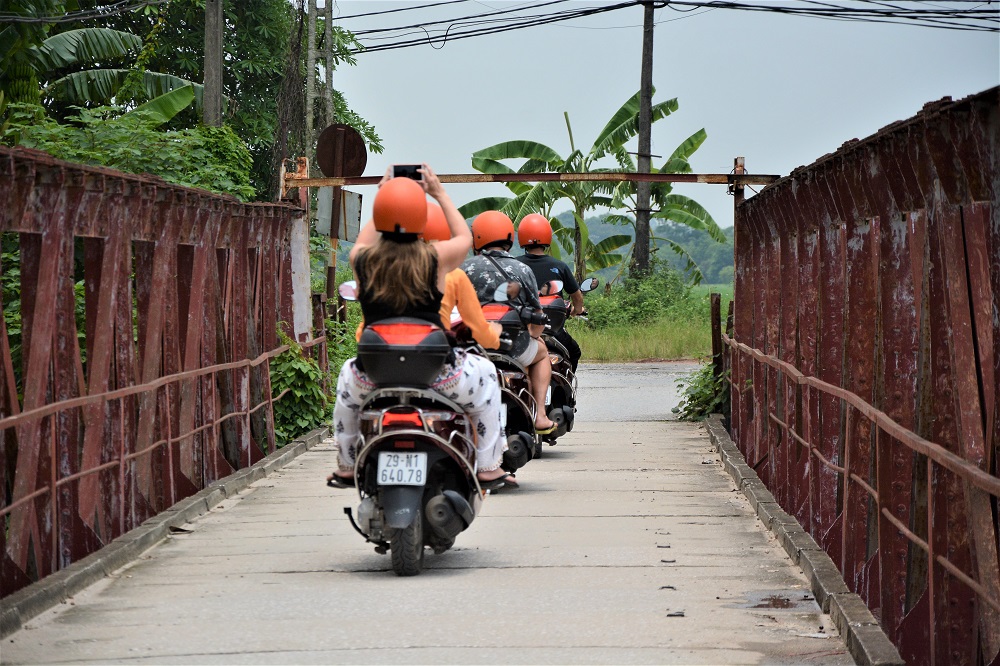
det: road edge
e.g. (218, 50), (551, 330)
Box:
(0, 426), (329, 640)
(704, 415), (904, 666)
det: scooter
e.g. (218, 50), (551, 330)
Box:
(334, 281), (500, 576)
(451, 283), (538, 475)
(535, 277), (599, 457)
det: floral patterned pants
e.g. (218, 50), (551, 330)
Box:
(332, 349), (505, 474)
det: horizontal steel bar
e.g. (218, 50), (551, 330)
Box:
(880, 507), (1000, 614)
(285, 172), (781, 188)
(726, 334), (1000, 496)
(0, 336), (325, 432)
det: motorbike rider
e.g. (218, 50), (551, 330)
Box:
(351, 201), (504, 352)
(461, 210), (558, 434)
(423, 202), (504, 351)
(327, 165), (517, 490)
(514, 213), (584, 372)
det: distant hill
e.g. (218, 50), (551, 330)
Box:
(552, 211), (734, 285)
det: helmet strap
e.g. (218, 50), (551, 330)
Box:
(382, 231), (420, 243)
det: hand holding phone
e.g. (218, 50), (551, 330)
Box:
(392, 164), (422, 181)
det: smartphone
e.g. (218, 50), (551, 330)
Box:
(392, 164), (422, 181)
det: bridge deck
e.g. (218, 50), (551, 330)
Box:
(2, 364), (853, 665)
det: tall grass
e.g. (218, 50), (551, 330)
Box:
(572, 276), (733, 362)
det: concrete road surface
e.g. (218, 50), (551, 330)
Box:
(2, 362), (852, 665)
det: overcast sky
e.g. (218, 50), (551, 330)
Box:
(328, 1), (999, 231)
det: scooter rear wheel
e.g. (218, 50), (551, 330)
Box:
(389, 510), (425, 576)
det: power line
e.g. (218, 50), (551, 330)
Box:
(0, 0), (168, 23)
(334, 0), (997, 55)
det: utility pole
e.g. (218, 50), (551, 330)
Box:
(305, 0), (317, 146)
(203, 0), (223, 127)
(631, 0), (655, 276)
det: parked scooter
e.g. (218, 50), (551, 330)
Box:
(334, 281), (508, 576)
(534, 277), (599, 456)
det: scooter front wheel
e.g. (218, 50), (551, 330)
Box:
(389, 510), (425, 576)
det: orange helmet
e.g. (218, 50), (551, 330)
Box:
(471, 210), (514, 251)
(517, 213), (552, 247)
(372, 177), (427, 235)
(422, 202), (450, 242)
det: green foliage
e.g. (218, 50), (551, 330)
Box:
(583, 262), (689, 329)
(5, 102), (255, 200)
(655, 222), (735, 285)
(270, 329), (330, 447)
(463, 90), (719, 281)
(92, 0), (382, 200)
(673, 360), (730, 422)
(1, 237), (23, 396)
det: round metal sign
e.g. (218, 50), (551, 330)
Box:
(316, 124), (368, 177)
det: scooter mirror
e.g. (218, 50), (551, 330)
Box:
(540, 280), (564, 296)
(493, 281), (520, 303)
(579, 277), (600, 293)
(338, 280), (359, 301)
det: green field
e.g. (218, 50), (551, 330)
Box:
(572, 283), (733, 362)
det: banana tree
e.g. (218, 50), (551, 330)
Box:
(548, 215), (632, 277)
(460, 89), (713, 282)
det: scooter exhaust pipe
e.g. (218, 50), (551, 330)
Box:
(425, 493), (468, 540)
(502, 431), (533, 472)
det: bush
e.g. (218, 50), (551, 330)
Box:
(270, 330), (330, 447)
(4, 103), (255, 201)
(673, 359), (730, 421)
(584, 263), (689, 329)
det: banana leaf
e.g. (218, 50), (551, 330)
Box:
(653, 194), (724, 243)
(472, 139), (564, 167)
(30, 28), (140, 70)
(590, 88), (678, 160)
(121, 85), (195, 126)
(652, 235), (705, 285)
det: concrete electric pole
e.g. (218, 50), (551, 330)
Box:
(203, 0), (223, 127)
(631, 0), (656, 276)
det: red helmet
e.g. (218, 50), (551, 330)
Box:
(422, 202), (450, 242)
(517, 213), (552, 247)
(372, 177), (427, 235)
(471, 210), (514, 251)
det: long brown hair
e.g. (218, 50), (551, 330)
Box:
(357, 236), (437, 312)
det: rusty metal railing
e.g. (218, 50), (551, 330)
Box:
(0, 147), (315, 598)
(727, 86), (999, 666)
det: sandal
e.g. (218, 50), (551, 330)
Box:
(478, 472), (519, 491)
(326, 472), (356, 489)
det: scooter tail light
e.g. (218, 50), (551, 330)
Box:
(369, 322), (439, 345)
(382, 411), (424, 428)
(481, 304), (512, 320)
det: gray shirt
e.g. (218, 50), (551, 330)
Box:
(461, 249), (542, 359)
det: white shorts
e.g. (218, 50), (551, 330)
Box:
(515, 337), (539, 366)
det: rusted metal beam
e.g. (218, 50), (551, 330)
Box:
(285, 171), (781, 188)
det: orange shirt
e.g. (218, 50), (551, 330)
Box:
(441, 268), (501, 349)
(353, 269), (500, 349)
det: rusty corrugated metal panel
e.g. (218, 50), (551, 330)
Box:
(0, 147), (313, 599)
(726, 86), (1000, 665)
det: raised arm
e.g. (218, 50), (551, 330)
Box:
(421, 164), (472, 273)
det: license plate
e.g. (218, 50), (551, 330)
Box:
(377, 452), (427, 486)
(500, 403), (508, 428)
(545, 385), (552, 405)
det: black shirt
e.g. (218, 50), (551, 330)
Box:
(515, 253), (580, 296)
(355, 247), (443, 328)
